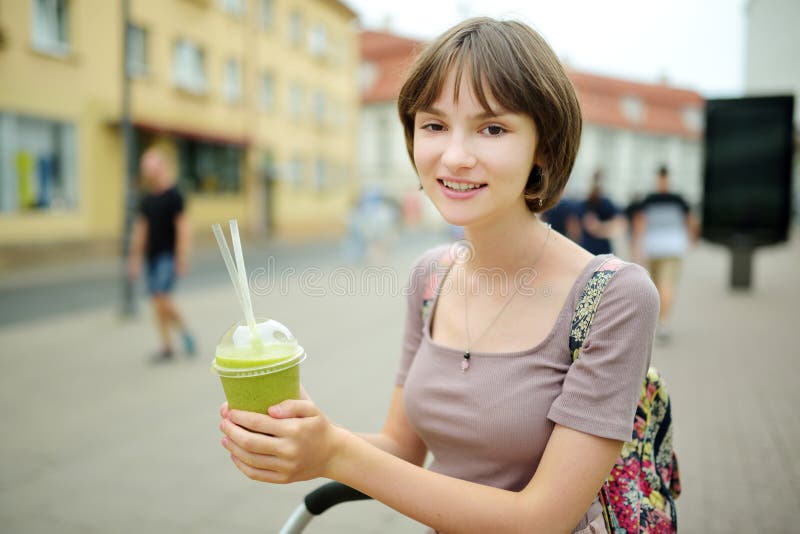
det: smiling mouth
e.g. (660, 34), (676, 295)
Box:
(438, 179), (487, 192)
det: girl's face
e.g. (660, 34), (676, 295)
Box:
(413, 69), (539, 229)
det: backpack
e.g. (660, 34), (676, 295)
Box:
(570, 258), (682, 533)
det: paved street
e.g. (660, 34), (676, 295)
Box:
(0, 230), (798, 533)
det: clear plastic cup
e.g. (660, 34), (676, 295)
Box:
(211, 318), (306, 413)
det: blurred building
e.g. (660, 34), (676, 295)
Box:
(358, 29), (704, 216)
(0, 0), (360, 247)
(745, 0), (799, 204)
(358, 29), (440, 228)
(568, 72), (704, 205)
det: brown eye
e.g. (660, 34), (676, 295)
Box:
(481, 125), (506, 136)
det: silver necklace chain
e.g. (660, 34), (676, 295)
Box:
(462, 223), (552, 372)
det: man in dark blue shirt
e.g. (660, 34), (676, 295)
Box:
(577, 170), (625, 255)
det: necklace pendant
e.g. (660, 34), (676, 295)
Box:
(461, 351), (470, 372)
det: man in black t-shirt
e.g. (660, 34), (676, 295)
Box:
(632, 165), (698, 343)
(128, 145), (195, 362)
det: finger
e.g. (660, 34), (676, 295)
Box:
(228, 409), (284, 435)
(268, 399), (318, 419)
(221, 417), (281, 455)
(221, 435), (290, 472)
(229, 452), (289, 484)
(220, 402), (230, 419)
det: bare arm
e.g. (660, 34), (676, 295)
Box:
(127, 216), (147, 280)
(357, 386), (427, 466)
(686, 212), (700, 244)
(175, 212), (191, 276)
(223, 404), (621, 533)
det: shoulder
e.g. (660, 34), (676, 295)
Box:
(406, 243), (453, 298)
(595, 257), (659, 313)
(410, 243), (453, 271)
(169, 187), (184, 201)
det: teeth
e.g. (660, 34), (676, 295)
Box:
(443, 180), (481, 191)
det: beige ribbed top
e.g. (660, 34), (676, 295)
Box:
(396, 246), (658, 532)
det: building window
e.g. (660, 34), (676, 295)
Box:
(223, 58), (242, 103)
(312, 90), (326, 124)
(313, 158), (327, 190)
(31, 0), (69, 56)
(176, 139), (242, 193)
(0, 113), (78, 213)
(288, 10), (303, 46)
(260, 0), (274, 30)
(308, 24), (327, 58)
(288, 156), (304, 187)
(218, 0), (245, 17)
(681, 106), (702, 132)
(358, 62), (378, 93)
(126, 24), (148, 77)
(173, 39), (207, 94)
(620, 95), (645, 124)
(260, 73), (275, 111)
(289, 82), (304, 118)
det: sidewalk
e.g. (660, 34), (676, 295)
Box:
(0, 233), (797, 533)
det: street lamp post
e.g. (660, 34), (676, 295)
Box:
(120, 0), (137, 317)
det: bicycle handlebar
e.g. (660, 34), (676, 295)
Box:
(304, 481), (372, 515)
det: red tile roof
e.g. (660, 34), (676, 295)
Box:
(360, 30), (423, 103)
(360, 30), (705, 139)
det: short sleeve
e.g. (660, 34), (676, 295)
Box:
(172, 189), (185, 215)
(547, 263), (659, 441)
(395, 246), (449, 386)
(678, 196), (690, 215)
(601, 198), (619, 219)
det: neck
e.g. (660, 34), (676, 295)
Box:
(462, 205), (549, 272)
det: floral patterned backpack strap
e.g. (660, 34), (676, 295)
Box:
(569, 256), (628, 534)
(420, 250), (454, 325)
(569, 257), (626, 362)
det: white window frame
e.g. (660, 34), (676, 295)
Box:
(620, 95), (645, 124)
(288, 10), (303, 46)
(126, 24), (148, 77)
(260, 73), (275, 111)
(308, 23), (327, 58)
(312, 90), (327, 124)
(289, 82), (304, 118)
(288, 156), (304, 187)
(223, 58), (242, 103)
(31, 0), (70, 56)
(0, 113), (78, 213)
(313, 157), (327, 190)
(260, 0), (274, 30)
(218, 0), (245, 17)
(173, 39), (208, 94)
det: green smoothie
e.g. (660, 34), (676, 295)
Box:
(211, 319), (306, 414)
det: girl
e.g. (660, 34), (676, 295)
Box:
(219, 17), (658, 533)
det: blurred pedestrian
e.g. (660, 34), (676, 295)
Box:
(127, 144), (196, 362)
(577, 170), (626, 255)
(634, 165), (699, 342)
(625, 194), (645, 264)
(542, 196), (581, 242)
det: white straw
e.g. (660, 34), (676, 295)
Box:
(229, 219), (257, 334)
(211, 224), (250, 324)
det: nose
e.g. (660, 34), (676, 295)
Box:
(441, 132), (477, 171)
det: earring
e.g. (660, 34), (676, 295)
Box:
(538, 198), (543, 208)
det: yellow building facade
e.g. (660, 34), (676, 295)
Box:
(0, 0), (360, 247)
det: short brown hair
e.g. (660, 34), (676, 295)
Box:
(397, 17), (582, 213)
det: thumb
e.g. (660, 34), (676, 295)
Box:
(268, 399), (318, 419)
